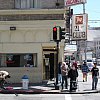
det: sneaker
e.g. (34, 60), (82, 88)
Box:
(95, 88), (97, 90)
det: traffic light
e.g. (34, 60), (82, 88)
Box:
(53, 26), (60, 41)
(66, 12), (70, 28)
(59, 27), (65, 40)
(70, 9), (73, 17)
(53, 27), (57, 40)
(64, 9), (73, 29)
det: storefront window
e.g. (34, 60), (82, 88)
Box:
(0, 53), (37, 67)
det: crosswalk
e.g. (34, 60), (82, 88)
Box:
(0, 93), (100, 100)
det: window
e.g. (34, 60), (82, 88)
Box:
(0, 53), (37, 67)
(15, 0), (34, 9)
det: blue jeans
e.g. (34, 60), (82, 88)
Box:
(92, 76), (98, 90)
(62, 75), (68, 89)
(58, 74), (62, 83)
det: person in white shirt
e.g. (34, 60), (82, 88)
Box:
(0, 70), (10, 89)
(61, 62), (69, 90)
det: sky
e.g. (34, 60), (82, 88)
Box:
(71, 0), (100, 27)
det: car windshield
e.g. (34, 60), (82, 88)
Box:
(87, 60), (92, 62)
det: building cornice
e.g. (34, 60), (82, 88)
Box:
(0, 9), (65, 15)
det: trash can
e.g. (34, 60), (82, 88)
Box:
(22, 75), (29, 89)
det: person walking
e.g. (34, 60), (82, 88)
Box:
(68, 64), (78, 91)
(61, 62), (69, 90)
(81, 61), (89, 82)
(72, 61), (78, 69)
(91, 62), (99, 90)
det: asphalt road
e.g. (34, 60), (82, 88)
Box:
(0, 93), (100, 100)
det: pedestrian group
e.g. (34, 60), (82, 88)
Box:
(58, 60), (99, 91)
(0, 61), (99, 91)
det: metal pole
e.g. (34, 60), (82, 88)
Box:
(83, 3), (85, 13)
(83, 3), (87, 63)
(55, 41), (59, 90)
(68, 7), (70, 44)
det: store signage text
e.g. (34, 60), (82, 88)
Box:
(65, 0), (87, 6)
(72, 14), (88, 40)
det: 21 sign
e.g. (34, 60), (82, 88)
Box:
(71, 14), (88, 40)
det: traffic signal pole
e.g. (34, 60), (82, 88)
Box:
(55, 40), (59, 90)
(52, 26), (66, 90)
(52, 26), (60, 90)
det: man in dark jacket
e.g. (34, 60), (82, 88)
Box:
(68, 65), (78, 91)
(91, 62), (99, 90)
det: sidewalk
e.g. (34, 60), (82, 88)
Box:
(0, 70), (100, 94)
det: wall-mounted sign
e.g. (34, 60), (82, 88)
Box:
(71, 14), (88, 40)
(65, 0), (87, 6)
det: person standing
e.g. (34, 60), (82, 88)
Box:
(81, 62), (89, 82)
(68, 64), (78, 91)
(91, 62), (99, 90)
(61, 62), (69, 90)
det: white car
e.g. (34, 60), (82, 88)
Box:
(86, 59), (94, 71)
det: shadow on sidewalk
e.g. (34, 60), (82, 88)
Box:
(83, 89), (93, 91)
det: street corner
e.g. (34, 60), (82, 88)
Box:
(0, 88), (46, 94)
(56, 88), (100, 94)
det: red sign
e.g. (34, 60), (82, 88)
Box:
(65, 0), (86, 6)
(75, 15), (83, 24)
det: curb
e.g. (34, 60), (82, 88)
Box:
(0, 89), (100, 94)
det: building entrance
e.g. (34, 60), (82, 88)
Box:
(43, 48), (57, 80)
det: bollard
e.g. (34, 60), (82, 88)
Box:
(22, 75), (29, 89)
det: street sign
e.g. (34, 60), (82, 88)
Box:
(65, 0), (87, 6)
(64, 44), (77, 51)
(71, 14), (88, 40)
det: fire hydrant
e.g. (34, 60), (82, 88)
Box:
(22, 75), (29, 89)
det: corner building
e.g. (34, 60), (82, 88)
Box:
(0, 0), (65, 83)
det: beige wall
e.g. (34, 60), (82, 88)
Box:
(0, 20), (65, 83)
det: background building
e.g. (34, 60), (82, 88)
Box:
(76, 27), (100, 64)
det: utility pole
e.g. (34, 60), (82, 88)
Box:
(64, 7), (71, 67)
(83, 3), (87, 63)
